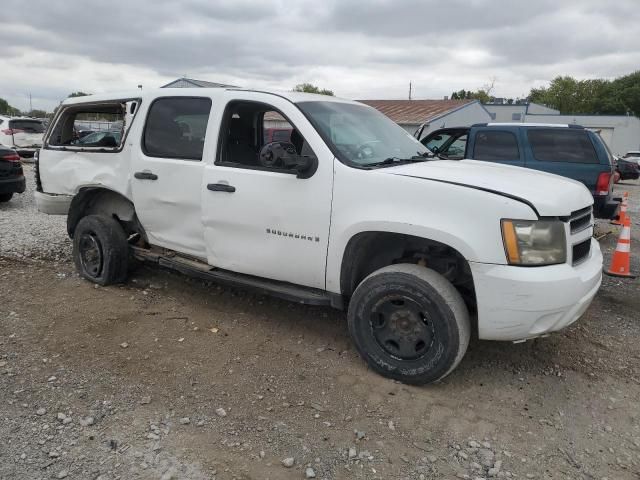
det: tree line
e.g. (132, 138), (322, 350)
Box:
(528, 72), (640, 116)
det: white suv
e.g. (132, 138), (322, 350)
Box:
(35, 88), (603, 384)
(0, 115), (45, 158)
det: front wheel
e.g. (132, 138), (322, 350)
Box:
(73, 214), (129, 285)
(347, 264), (470, 385)
(0, 193), (13, 202)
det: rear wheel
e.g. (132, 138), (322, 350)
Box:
(73, 214), (129, 285)
(0, 193), (13, 202)
(347, 264), (470, 384)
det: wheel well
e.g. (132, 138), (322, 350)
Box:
(340, 232), (476, 313)
(67, 188), (145, 240)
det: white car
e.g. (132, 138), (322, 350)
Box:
(35, 88), (603, 384)
(623, 150), (640, 167)
(0, 115), (45, 158)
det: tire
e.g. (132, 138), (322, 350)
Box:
(347, 264), (470, 385)
(0, 193), (13, 202)
(72, 214), (129, 285)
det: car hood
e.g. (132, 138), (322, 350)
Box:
(382, 159), (593, 217)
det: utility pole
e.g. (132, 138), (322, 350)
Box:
(29, 93), (32, 114)
(409, 82), (412, 100)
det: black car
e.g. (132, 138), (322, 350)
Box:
(0, 146), (26, 202)
(614, 156), (640, 182)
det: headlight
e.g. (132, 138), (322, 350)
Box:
(501, 219), (566, 266)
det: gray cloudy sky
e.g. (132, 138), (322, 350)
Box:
(1, 0), (639, 112)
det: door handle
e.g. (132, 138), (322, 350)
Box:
(134, 171), (158, 180)
(207, 183), (236, 193)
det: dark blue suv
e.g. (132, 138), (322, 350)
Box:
(419, 123), (619, 219)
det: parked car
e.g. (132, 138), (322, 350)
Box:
(0, 115), (44, 158)
(614, 155), (640, 182)
(263, 127), (293, 143)
(35, 90), (602, 384)
(623, 151), (640, 167)
(0, 145), (25, 202)
(419, 124), (619, 219)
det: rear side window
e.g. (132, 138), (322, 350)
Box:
(527, 129), (598, 164)
(9, 120), (45, 133)
(143, 97), (212, 160)
(473, 131), (519, 161)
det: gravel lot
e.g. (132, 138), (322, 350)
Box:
(0, 166), (70, 261)
(1, 167), (639, 480)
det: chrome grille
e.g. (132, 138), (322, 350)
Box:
(569, 206), (592, 234)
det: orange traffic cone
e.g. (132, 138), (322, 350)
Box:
(605, 215), (636, 278)
(611, 192), (629, 226)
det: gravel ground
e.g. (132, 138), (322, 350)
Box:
(1, 169), (639, 480)
(0, 165), (70, 261)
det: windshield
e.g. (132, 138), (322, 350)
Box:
(8, 120), (45, 133)
(297, 101), (430, 167)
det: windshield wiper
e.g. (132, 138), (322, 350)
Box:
(366, 156), (429, 167)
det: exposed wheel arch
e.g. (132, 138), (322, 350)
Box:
(67, 187), (145, 241)
(339, 231), (477, 313)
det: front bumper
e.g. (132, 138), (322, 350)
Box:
(35, 191), (72, 215)
(0, 175), (26, 194)
(470, 238), (603, 341)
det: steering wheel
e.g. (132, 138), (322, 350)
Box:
(356, 140), (381, 160)
(260, 142), (297, 168)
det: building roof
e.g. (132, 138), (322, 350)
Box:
(161, 77), (238, 88)
(358, 99), (476, 124)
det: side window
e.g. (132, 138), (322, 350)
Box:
(218, 101), (314, 171)
(473, 131), (520, 161)
(142, 97), (211, 160)
(48, 102), (129, 149)
(527, 129), (598, 164)
(512, 113), (522, 121)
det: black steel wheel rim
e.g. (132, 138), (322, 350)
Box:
(78, 232), (103, 278)
(370, 295), (435, 360)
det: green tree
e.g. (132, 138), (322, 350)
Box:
(68, 91), (90, 98)
(528, 72), (640, 116)
(27, 109), (48, 118)
(0, 98), (20, 115)
(293, 83), (334, 96)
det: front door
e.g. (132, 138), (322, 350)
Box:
(131, 96), (213, 259)
(202, 92), (334, 289)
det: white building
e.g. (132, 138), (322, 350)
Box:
(359, 99), (492, 137)
(484, 103), (640, 155)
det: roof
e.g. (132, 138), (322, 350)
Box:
(358, 99), (476, 124)
(60, 88), (358, 107)
(486, 122), (572, 128)
(161, 77), (238, 88)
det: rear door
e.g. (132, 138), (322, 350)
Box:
(523, 127), (606, 193)
(131, 96), (213, 259)
(467, 127), (525, 167)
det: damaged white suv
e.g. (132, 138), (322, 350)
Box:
(36, 88), (603, 384)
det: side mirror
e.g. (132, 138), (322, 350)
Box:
(259, 142), (318, 179)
